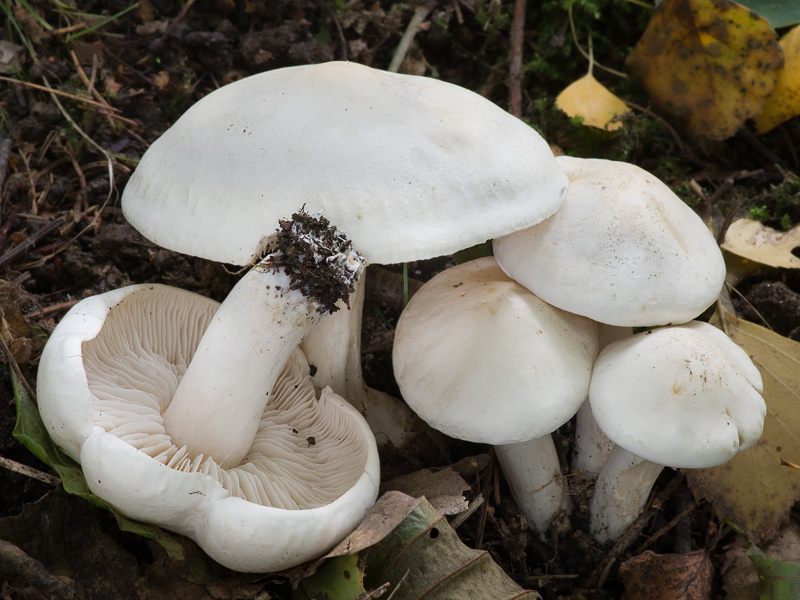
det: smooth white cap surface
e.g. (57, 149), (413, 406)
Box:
(493, 156), (726, 326)
(122, 61), (567, 265)
(36, 284), (379, 572)
(393, 257), (598, 445)
(589, 321), (765, 468)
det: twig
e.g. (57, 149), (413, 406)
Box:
(65, 145), (89, 220)
(161, 0), (197, 41)
(0, 456), (60, 486)
(25, 299), (80, 320)
(588, 473), (684, 590)
(0, 138), (12, 207)
(0, 218), (64, 269)
(21, 76), (118, 269)
(475, 448), (495, 549)
(507, 0), (527, 117)
(384, 569), (410, 600)
(389, 0), (437, 73)
(0, 331), (36, 399)
(316, 0), (348, 61)
(635, 498), (700, 554)
(738, 127), (786, 176)
(0, 75), (117, 111)
(568, 6), (627, 79)
(52, 22), (88, 35)
(622, 99), (690, 158)
(724, 284), (773, 331)
(0, 540), (84, 600)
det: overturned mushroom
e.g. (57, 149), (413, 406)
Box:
(120, 61), (569, 447)
(37, 216), (380, 572)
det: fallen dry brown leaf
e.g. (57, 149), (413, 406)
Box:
(687, 308), (800, 543)
(722, 218), (800, 269)
(619, 549), (712, 600)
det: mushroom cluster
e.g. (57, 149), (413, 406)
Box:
(35, 60), (766, 572)
(121, 59), (569, 449)
(36, 61), (570, 572)
(393, 155), (765, 541)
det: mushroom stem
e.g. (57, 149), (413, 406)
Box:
(301, 274), (422, 448)
(572, 325), (630, 476)
(588, 445), (664, 543)
(495, 436), (567, 537)
(572, 400), (615, 476)
(163, 212), (364, 468)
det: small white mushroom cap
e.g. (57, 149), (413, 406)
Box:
(36, 284), (379, 572)
(589, 321), (765, 468)
(493, 157), (726, 327)
(393, 256), (598, 445)
(121, 61), (568, 266)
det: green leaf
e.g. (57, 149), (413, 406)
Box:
(293, 555), (366, 600)
(363, 498), (541, 600)
(737, 0), (800, 28)
(747, 543), (800, 599)
(10, 370), (201, 569)
(11, 370), (102, 504)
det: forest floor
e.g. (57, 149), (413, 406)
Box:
(0, 1), (799, 599)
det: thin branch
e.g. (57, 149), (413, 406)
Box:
(567, 7), (627, 79)
(0, 456), (60, 486)
(507, 0), (527, 117)
(0, 218), (64, 269)
(389, 0), (438, 73)
(0, 75), (117, 111)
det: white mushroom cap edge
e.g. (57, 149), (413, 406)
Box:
(493, 156), (726, 327)
(587, 321), (765, 542)
(37, 284), (380, 573)
(393, 256), (598, 535)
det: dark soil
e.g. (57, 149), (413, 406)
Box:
(1, 1), (799, 598)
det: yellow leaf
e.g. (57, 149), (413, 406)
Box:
(722, 218), (800, 269)
(754, 25), (800, 133)
(626, 0), (782, 140)
(687, 308), (800, 543)
(555, 73), (631, 131)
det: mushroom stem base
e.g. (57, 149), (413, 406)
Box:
(162, 263), (319, 468)
(495, 436), (567, 538)
(588, 446), (664, 543)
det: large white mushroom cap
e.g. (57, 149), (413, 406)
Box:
(493, 156), (726, 326)
(36, 284), (379, 573)
(393, 256), (598, 445)
(121, 61), (568, 266)
(589, 321), (765, 469)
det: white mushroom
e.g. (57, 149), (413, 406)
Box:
(571, 324), (631, 477)
(37, 283), (379, 573)
(122, 61), (567, 266)
(392, 257), (598, 535)
(588, 321), (765, 543)
(493, 156), (726, 327)
(120, 61), (569, 448)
